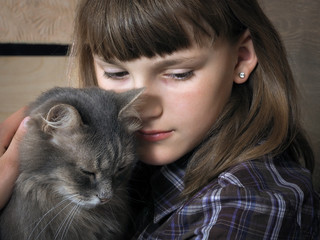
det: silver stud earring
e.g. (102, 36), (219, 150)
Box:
(239, 72), (245, 79)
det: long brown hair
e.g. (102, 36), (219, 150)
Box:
(70, 0), (314, 197)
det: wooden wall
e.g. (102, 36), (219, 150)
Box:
(0, 0), (319, 191)
(0, 0), (77, 44)
(261, 0), (320, 191)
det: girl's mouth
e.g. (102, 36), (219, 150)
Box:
(137, 130), (174, 142)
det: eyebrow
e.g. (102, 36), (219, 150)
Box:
(94, 56), (117, 65)
(154, 58), (198, 68)
(94, 55), (201, 69)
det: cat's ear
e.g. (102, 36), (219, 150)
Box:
(42, 104), (82, 134)
(118, 88), (145, 133)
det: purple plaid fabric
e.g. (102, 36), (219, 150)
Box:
(133, 154), (320, 239)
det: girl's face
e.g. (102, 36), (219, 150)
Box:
(94, 39), (239, 165)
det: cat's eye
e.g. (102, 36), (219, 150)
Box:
(80, 168), (96, 178)
(117, 165), (127, 174)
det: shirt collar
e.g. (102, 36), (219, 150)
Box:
(150, 155), (189, 223)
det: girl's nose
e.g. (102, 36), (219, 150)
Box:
(132, 75), (162, 121)
(138, 93), (163, 120)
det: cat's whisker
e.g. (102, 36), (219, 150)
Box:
(53, 203), (77, 240)
(105, 200), (119, 225)
(32, 200), (74, 240)
(110, 193), (127, 210)
(26, 194), (78, 240)
(60, 202), (82, 240)
(54, 200), (81, 240)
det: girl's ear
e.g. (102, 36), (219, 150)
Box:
(233, 29), (258, 84)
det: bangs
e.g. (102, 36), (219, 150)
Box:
(82, 0), (215, 61)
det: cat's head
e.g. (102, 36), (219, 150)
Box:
(20, 88), (144, 208)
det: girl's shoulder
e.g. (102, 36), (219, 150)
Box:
(180, 154), (319, 239)
(215, 154), (314, 195)
(193, 153), (319, 214)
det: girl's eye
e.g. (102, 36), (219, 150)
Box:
(104, 71), (129, 80)
(164, 71), (194, 81)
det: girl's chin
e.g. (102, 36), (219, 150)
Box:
(136, 135), (195, 166)
(139, 154), (176, 166)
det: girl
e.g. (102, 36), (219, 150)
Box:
(1, 0), (319, 239)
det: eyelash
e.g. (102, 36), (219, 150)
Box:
(103, 70), (194, 81)
(103, 71), (128, 80)
(164, 71), (194, 81)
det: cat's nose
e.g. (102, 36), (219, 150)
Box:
(97, 183), (112, 202)
(98, 197), (110, 203)
(96, 191), (112, 203)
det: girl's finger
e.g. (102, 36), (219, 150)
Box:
(0, 106), (27, 156)
(0, 116), (29, 209)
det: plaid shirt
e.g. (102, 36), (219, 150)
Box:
(131, 153), (319, 239)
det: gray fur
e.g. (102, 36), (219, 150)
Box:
(0, 87), (143, 240)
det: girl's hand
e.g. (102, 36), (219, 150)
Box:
(0, 107), (28, 209)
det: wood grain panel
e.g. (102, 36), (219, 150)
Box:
(260, 0), (320, 192)
(0, 0), (78, 43)
(0, 57), (76, 121)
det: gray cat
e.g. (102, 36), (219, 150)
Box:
(0, 87), (143, 240)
